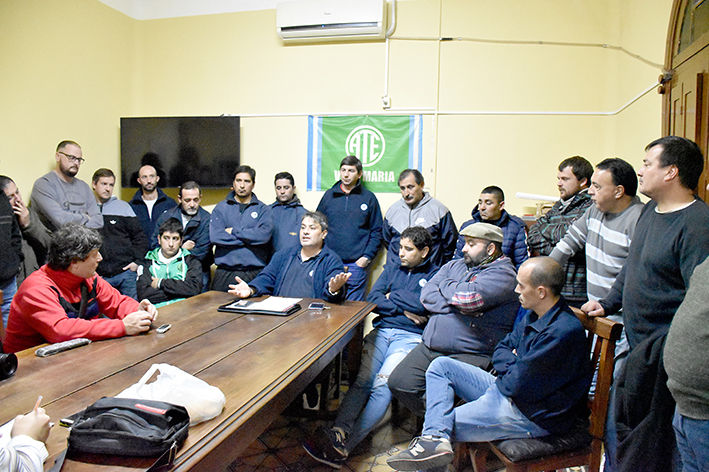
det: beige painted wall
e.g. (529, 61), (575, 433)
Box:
(1, 0), (672, 225)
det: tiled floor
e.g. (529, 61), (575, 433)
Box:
(226, 384), (590, 472)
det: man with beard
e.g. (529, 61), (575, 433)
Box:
(269, 172), (307, 253)
(92, 168), (148, 300)
(388, 222), (520, 417)
(151, 181), (212, 290)
(527, 156), (593, 307)
(387, 257), (591, 472)
(128, 164), (177, 240)
(30, 140), (103, 231)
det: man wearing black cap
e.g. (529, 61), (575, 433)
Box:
(388, 222), (520, 417)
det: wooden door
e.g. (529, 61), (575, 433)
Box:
(664, 0), (709, 200)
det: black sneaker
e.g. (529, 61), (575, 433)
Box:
(302, 426), (348, 469)
(386, 435), (453, 471)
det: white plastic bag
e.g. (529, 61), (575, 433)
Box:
(117, 363), (225, 425)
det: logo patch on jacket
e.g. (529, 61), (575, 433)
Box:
(360, 204), (368, 211)
(251, 211), (258, 219)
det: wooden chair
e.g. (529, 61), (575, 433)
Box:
(463, 309), (623, 472)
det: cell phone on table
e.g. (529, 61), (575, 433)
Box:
(156, 324), (171, 334)
(308, 302), (326, 311)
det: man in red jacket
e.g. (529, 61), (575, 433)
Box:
(4, 223), (157, 353)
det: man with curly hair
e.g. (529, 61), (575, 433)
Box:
(3, 223), (157, 353)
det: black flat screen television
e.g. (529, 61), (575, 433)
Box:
(120, 116), (240, 188)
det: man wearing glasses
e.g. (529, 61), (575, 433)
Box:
(31, 140), (103, 231)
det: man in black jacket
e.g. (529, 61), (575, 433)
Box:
(93, 169), (148, 300)
(0, 191), (22, 328)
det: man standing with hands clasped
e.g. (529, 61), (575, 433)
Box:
(316, 156), (383, 301)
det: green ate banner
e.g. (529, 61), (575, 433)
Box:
(307, 115), (423, 193)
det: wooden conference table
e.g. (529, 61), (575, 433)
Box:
(0, 291), (375, 471)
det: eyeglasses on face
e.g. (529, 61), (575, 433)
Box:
(58, 151), (85, 164)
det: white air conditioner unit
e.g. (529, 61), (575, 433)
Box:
(277, 0), (387, 43)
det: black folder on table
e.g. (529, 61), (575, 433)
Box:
(218, 296), (302, 316)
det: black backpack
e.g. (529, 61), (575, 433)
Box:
(50, 397), (189, 471)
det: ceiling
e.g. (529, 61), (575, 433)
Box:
(96, 0), (303, 20)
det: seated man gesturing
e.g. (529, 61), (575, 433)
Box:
(228, 211), (350, 301)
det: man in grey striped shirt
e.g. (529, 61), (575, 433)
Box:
(550, 157), (644, 373)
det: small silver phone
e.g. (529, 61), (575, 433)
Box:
(156, 324), (171, 334)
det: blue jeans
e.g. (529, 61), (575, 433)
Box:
(344, 262), (369, 301)
(334, 327), (421, 451)
(103, 269), (138, 300)
(673, 408), (709, 472)
(1, 276), (17, 329)
(422, 357), (548, 442)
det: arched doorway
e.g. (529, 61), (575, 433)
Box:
(664, 0), (709, 199)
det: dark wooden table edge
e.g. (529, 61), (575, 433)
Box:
(169, 301), (376, 471)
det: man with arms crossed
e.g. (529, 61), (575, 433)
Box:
(92, 168), (148, 300)
(316, 156), (383, 301)
(387, 257), (592, 471)
(303, 227), (440, 468)
(550, 158), (643, 375)
(388, 223), (519, 417)
(137, 218), (202, 306)
(527, 156), (593, 307)
(383, 169), (457, 268)
(4, 223), (157, 353)
(582, 136), (709, 472)
(211, 165), (273, 291)
(151, 181), (212, 290)
(31, 140), (103, 231)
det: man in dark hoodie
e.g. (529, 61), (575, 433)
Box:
(455, 186), (528, 269)
(93, 168), (148, 300)
(0, 190), (22, 328)
(210, 165), (273, 291)
(269, 171), (307, 254)
(303, 226), (440, 468)
(388, 222), (519, 417)
(316, 155), (383, 301)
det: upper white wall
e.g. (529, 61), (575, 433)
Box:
(97, 0), (301, 20)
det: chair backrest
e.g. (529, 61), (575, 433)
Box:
(572, 309), (623, 440)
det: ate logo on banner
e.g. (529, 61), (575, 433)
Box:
(308, 115), (422, 193)
(345, 125), (386, 167)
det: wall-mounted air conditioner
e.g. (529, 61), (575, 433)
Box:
(276, 0), (387, 43)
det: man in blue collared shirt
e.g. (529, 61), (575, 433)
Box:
(387, 257), (592, 471)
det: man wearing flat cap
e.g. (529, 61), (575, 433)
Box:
(388, 222), (520, 416)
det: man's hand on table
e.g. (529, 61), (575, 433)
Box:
(123, 300), (158, 335)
